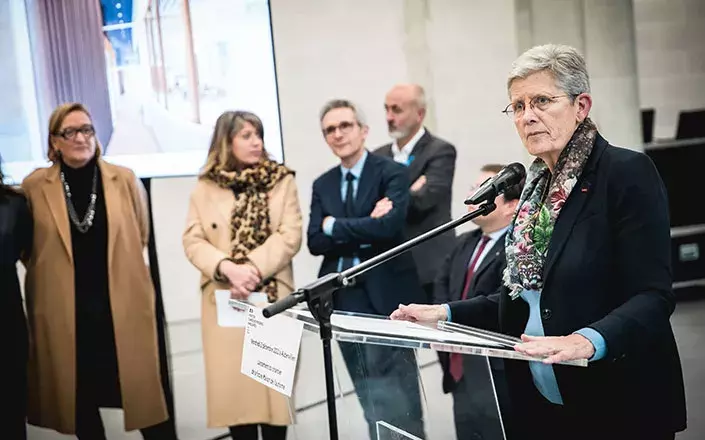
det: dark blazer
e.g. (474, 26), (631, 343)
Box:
(0, 188), (32, 377)
(374, 129), (456, 286)
(449, 134), (687, 437)
(308, 152), (426, 316)
(434, 228), (507, 393)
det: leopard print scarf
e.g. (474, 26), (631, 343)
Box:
(207, 160), (292, 302)
(503, 118), (598, 300)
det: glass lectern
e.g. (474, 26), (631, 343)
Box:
(232, 300), (586, 440)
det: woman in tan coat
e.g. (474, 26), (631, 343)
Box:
(183, 110), (302, 440)
(21, 103), (176, 439)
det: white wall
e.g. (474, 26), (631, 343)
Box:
(427, 0), (527, 212)
(269, 0), (409, 291)
(634, 0), (705, 140)
(515, 0), (643, 150)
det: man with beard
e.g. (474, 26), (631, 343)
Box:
(374, 83), (457, 302)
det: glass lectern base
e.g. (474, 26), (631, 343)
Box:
(376, 421), (423, 440)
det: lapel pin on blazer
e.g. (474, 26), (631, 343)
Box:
(581, 182), (591, 193)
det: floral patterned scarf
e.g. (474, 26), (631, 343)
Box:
(503, 118), (598, 299)
(206, 159), (292, 302)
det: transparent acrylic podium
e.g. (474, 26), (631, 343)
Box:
(232, 300), (586, 440)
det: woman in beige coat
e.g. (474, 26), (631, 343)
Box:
(183, 111), (303, 440)
(21, 103), (176, 439)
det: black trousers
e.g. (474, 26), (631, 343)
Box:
(229, 424), (287, 440)
(2, 281), (29, 440)
(451, 356), (510, 440)
(75, 313), (177, 439)
(75, 377), (178, 439)
(334, 284), (426, 439)
(75, 398), (177, 440)
(508, 381), (676, 440)
(3, 355), (27, 440)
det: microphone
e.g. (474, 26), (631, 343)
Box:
(464, 162), (526, 205)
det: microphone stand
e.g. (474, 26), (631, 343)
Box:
(262, 202), (497, 440)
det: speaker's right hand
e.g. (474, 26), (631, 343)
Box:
(390, 303), (447, 323)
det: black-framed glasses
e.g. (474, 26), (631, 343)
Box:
(502, 94), (577, 118)
(322, 121), (357, 137)
(54, 125), (96, 140)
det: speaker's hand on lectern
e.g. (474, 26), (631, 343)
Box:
(514, 334), (595, 364)
(390, 304), (447, 323)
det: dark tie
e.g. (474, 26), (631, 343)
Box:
(459, 235), (491, 301)
(341, 172), (356, 270)
(449, 235), (491, 382)
(344, 172), (356, 216)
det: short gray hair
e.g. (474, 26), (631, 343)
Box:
(319, 99), (367, 126)
(507, 44), (590, 98)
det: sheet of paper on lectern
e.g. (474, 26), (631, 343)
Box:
(241, 306), (304, 397)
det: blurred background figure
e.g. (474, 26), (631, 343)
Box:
(21, 103), (177, 439)
(0, 156), (32, 440)
(374, 83), (457, 302)
(433, 164), (523, 440)
(183, 110), (302, 440)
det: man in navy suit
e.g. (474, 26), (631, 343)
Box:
(433, 164), (523, 440)
(308, 99), (427, 439)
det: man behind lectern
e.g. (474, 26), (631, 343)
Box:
(434, 164), (523, 440)
(308, 99), (427, 439)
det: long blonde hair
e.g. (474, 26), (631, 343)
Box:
(47, 102), (103, 163)
(200, 111), (268, 177)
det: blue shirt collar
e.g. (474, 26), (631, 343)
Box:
(340, 149), (368, 179)
(485, 225), (510, 241)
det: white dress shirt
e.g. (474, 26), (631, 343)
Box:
(467, 226), (509, 270)
(391, 127), (426, 165)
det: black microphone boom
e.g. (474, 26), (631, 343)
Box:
(464, 162), (526, 205)
(261, 200), (502, 440)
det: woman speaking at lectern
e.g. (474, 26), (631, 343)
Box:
(183, 110), (302, 440)
(391, 44), (686, 440)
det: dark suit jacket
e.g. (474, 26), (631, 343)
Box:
(374, 129), (456, 285)
(433, 228), (507, 393)
(449, 134), (687, 436)
(0, 188), (32, 372)
(307, 152), (426, 316)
